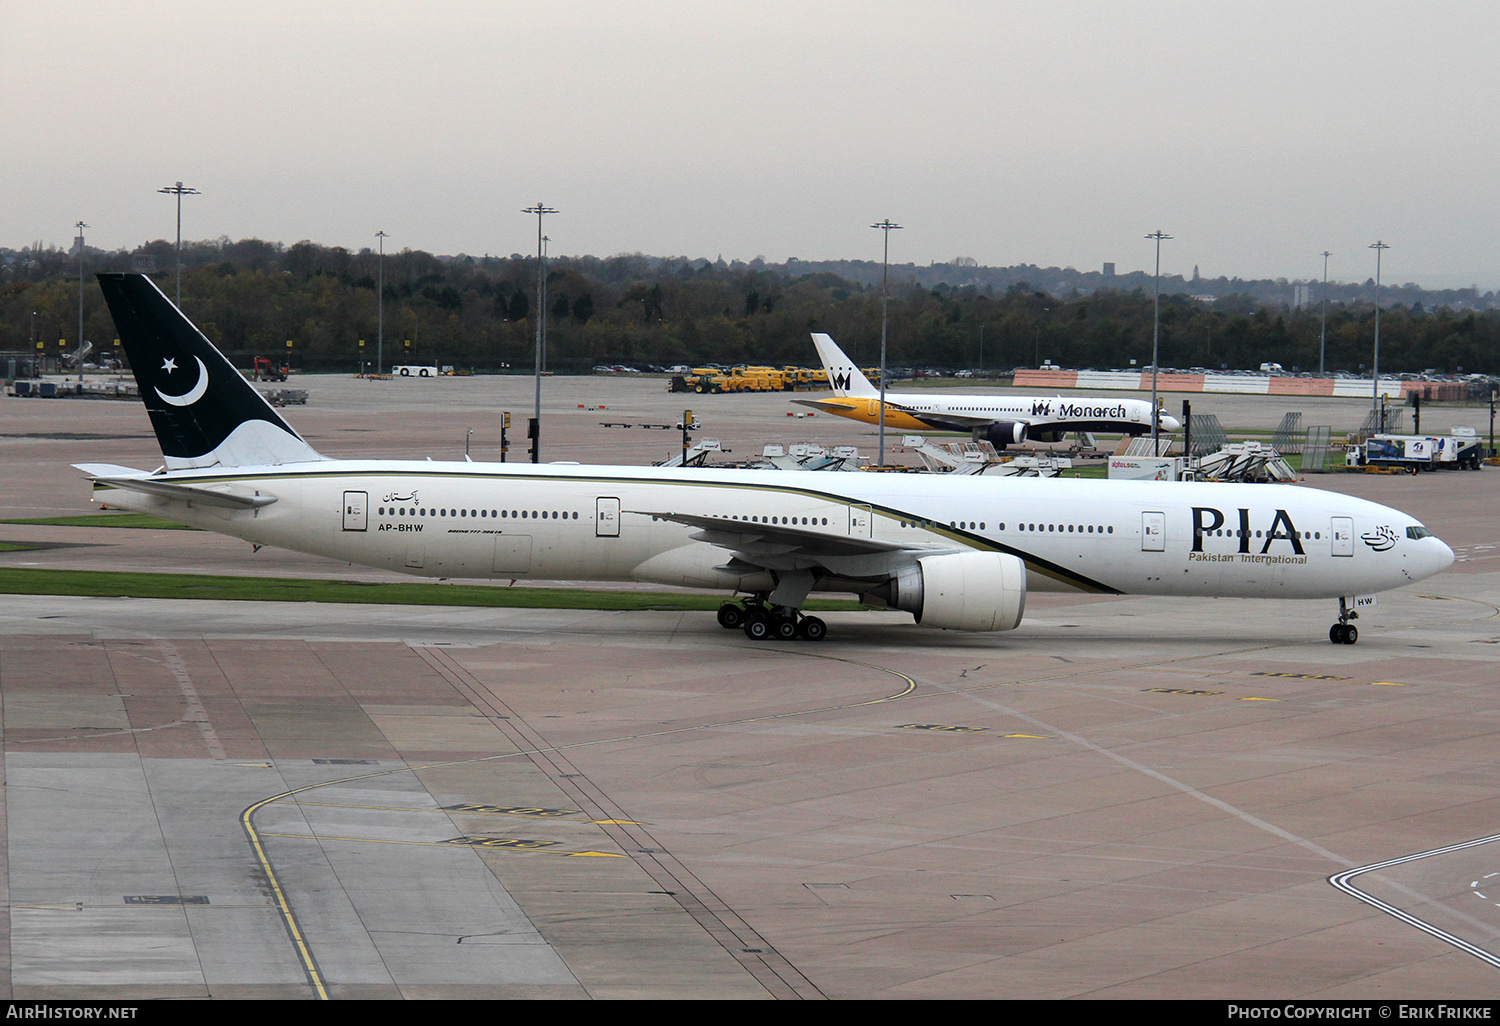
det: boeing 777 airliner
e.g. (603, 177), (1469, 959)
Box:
(76, 274), (1451, 645)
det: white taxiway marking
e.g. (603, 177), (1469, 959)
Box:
(1331, 833), (1500, 970)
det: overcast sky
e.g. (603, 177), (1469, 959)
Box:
(9, 1), (1498, 287)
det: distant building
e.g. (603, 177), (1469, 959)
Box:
(131, 254), (157, 274)
(1102, 262), (1115, 277)
(1292, 284), (1310, 309)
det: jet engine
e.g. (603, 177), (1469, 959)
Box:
(982, 422), (1028, 448)
(866, 551), (1026, 632)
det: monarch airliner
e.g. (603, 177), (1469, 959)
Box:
(794, 333), (1181, 447)
(76, 273), (1451, 645)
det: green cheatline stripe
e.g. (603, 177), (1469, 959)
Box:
(0, 567), (865, 612)
(1, 514), (199, 530)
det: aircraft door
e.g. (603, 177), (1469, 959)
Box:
(1331, 517), (1354, 556)
(848, 504), (873, 537)
(342, 491), (367, 531)
(596, 497), (621, 537)
(1141, 511), (1166, 551)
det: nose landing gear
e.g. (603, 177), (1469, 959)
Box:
(1330, 597), (1360, 644)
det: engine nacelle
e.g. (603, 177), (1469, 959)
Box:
(982, 421), (1027, 448)
(873, 551), (1027, 632)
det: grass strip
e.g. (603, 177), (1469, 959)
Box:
(0, 567), (865, 612)
(1, 513), (199, 530)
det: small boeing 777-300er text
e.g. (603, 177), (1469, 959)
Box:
(794, 332), (1181, 448)
(77, 274), (1452, 645)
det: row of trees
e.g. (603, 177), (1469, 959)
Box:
(3, 237), (1498, 376)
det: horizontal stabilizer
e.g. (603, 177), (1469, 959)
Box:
(74, 464), (277, 509)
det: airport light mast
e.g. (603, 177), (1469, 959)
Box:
(523, 203), (557, 462)
(1146, 230), (1173, 455)
(375, 231), (389, 376)
(75, 220), (88, 381)
(872, 219), (902, 466)
(541, 235), (550, 375)
(1369, 240), (1389, 431)
(1320, 251), (1331, 378)
(157, 181), (199, 308)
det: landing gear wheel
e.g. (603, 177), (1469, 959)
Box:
(797, 616), (827, 642)
(773, 616), (799, 641)
(743, 612), (771, 641)
(717, 604), (744, 630)
(1329, 623), (1358, 645)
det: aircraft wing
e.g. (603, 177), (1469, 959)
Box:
(883, 400), (999, 429)
(634, 507), (1121, 595)
(631, 508), (954, 577)
(74, 463), (278, 509)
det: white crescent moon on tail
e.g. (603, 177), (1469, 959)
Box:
(156, 357), (209, 407)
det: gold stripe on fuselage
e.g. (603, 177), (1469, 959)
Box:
(801, 398), (936, 432)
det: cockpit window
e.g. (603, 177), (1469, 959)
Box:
(1406, 526), (1432, 540)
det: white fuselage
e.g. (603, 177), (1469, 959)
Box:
(90, 460), (1453, 602)
(885, 393), (1154, 424)
(796, 392), (1171, 436)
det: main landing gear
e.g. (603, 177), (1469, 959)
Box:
(1330, 597), (1359, 645)
(717, 600), (827, 642)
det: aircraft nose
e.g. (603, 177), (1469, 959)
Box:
(1159, 413), (1182, 431)
(1435, 538), (1455, 572)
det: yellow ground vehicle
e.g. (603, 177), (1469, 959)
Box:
(733, 367), (778, 391)
(668, 365), (835, 393)
(737, 366), (790, 390)
(689, 371), (732, 393)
